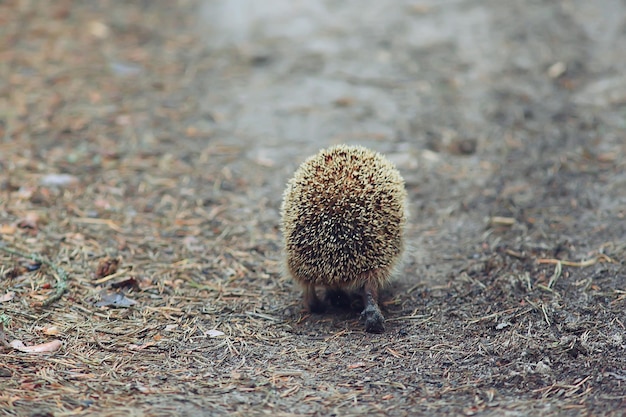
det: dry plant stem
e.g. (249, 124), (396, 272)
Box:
(0, 244), (68, 307)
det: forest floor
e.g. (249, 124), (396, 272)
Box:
(1, 1), (625, 416)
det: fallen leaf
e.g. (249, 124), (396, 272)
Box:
(547, 61), (567, 79)
(207, 329), (225, 338)
(490, 216), (516, 226)
(183, 236), (205, 252)
(0, 292), (15, 303)
(26, 262), (42, 272)
(88, 20), (110, 39)
(110, 276), (140, 291)
(37, 326), (60, 336)
(95, 256), (120, 278)
(0, 224), (17, 235)
(16, 187), (35, 200)
(496, 321), (513, 330)
(130, 382), (152, 393)
(40, 173), (79, 187)
(93, 198), (112, 209)
(115, 114), (132, 126)
(10, 339), (62, 353)
(128, 342), (156, 350)
(17, 212), (41, 230)
(4, 266), (28, 279)
(95, 291), (137, 308)
(348, 362), (366, 369)
(333, 96), (355, 107)
(109, 60), (143, 77)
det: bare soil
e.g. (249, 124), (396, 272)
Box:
(1, 1), (625, 416)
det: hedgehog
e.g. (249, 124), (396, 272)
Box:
(281, 144), (407, 333)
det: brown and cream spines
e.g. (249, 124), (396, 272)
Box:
(281, 144), (407, 333)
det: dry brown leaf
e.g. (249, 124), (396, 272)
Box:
(16, 212), (41, 230)
(95, 257), (120, 279)
(110, 276), (140, 291)
(0, 292), (15, 303)
(4, 266), (28, 279)
(35, 326), (60, 336)
(10, 339), (62, 353)
(0, 224), (17, 235)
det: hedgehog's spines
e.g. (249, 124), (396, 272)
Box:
(281, 144), (408, 333)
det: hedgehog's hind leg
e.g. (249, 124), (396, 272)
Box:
(303, 283), (325, 313)
(360, 272), (385, 333)
(325, 287), (352, 309)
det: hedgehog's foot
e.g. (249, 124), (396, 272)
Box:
(361, 301), (385, 333)
(304, 284), (325, 314)
(325, 288), (352, 309)
(361, 281), (385, 333)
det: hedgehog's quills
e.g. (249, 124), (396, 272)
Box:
(281, 144), (407, 333)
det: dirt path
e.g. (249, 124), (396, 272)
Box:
(1, 1), (625, 415)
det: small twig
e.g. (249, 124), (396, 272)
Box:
(524, 297), (551, 325)
(386, 314), (432, 323)
(504, 248), (526, 259)
(0, 244), (68, 307)
(541, 303), (551, 326)
(537, 284), (555, 293)
(532, 375), (591, 398)
(536, 254), (614, 267)
(246, 311), (281, 322)
(548, 261), (562, 289)
(524, 300), (552, 326)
